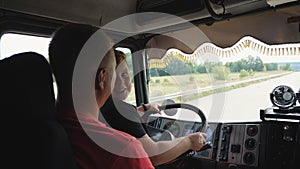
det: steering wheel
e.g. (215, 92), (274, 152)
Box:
(145, 102), (208, 141)
(157, 103), (210, 165)
(158, 103), (208, 132)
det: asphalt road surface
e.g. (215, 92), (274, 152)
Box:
(164, 72), (300, 123)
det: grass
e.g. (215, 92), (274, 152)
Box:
(125, 70), (290, 103)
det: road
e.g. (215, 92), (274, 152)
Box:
(149, 72), (290, 103)
(160, 72), (300, 123)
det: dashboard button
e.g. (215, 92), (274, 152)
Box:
(245, 138), (257, 150)
(246, 125), (258, 136)
(231, 144), (241, 153)
(243, 152), (255, 165)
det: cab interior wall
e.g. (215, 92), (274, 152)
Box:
(1, 1), (300, 169)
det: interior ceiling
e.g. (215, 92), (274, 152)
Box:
(0, 0), (299, 49)
(198, 4), (300, 48)
(0, 0), (137, 25)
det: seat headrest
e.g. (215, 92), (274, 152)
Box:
(0, 52), (55, 120)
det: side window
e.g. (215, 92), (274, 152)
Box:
(115, 47), (136, 104)
(0, 33), (51, 59)
(0, 33), (57, 97)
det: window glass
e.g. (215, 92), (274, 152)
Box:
(148, 36), (300, 122)
(0, 33), (51, 59)
(0, 33), (57, 97)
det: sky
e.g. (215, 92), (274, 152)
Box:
(0, 33), (51, 60)
(0, 33), (133, 60)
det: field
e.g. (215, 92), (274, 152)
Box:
(125, 70), (289, 103)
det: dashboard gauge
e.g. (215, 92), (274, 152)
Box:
(247, 125), (258, 137)
(270, 85), (297, 109)
(163, 121), (181, 137)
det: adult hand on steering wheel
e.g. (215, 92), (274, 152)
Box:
(158, 102), (211, 162)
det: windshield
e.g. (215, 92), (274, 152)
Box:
(147, 36), (300, 123)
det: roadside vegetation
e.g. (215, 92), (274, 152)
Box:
(125, 55), (294, 103)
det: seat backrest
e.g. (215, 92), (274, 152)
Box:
(0, 52), (78, 169)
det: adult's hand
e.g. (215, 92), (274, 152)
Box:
(137, 103), (162, 116)
(187, 132), (207, 151)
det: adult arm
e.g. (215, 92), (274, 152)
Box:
(138, 132), (207, 166)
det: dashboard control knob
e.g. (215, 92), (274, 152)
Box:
(246, 125), (258, 136)
(245, 138), (257, 150)
(243, 152), (255, 165)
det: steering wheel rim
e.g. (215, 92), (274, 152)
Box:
(157, 103), (209, 165)
(158, 103), (208, 132)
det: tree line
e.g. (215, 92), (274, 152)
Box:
(149, 55), (293, 79)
